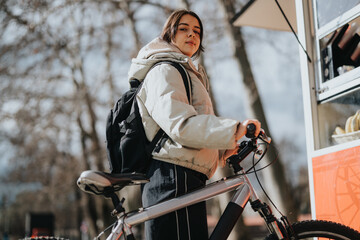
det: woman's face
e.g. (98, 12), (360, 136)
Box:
(172, 14), (201, 57)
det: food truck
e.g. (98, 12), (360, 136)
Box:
(233, 0), (360, 232)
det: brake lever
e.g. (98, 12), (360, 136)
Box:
(258, 130), (271, 144)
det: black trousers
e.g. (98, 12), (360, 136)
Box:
(141, 160), (208, 240)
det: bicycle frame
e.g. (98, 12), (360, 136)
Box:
(107, 170), (282, 240)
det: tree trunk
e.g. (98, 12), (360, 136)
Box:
(218, 0), (298, 222)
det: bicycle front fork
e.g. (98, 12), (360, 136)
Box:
(251, 199), (289, 240)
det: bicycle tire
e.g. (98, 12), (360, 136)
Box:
(264, 220), (360, 240)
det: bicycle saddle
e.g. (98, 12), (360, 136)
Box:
(77, 170), (149, 197)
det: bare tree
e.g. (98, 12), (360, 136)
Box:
(0, 0), (134, 237)
(217, 0), (298, 222)
(0, 0), (179, 238)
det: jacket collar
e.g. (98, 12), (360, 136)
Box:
(128, 37), (204, 83)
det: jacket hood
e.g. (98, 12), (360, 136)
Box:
(128, 37), (201, 82)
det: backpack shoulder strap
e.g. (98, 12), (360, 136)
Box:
(151, 61), (192, 103)
(146, 60), (192, 153)
(165, 61), (192, 104)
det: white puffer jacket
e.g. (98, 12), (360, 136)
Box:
(128, 37), (240, 178)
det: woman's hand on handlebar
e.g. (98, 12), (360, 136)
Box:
(222, 143), (240, 162)
(236, 119), (261, 140)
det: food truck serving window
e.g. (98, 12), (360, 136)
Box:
(312, 1), (360, 149)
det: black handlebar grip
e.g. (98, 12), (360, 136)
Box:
(245, 123), (256, 138)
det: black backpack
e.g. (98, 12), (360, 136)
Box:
(105, 61), (191, 174)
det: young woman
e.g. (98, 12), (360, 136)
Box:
(127, 9), (261, 240)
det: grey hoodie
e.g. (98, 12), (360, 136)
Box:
(128, 38), (240, 178)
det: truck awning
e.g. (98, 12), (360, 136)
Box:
(231, 0), (297, 32)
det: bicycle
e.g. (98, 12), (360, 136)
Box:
(77, 126), (360, 240)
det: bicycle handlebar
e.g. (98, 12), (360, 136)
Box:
(227, 125), (271, 173)
(245, 123), (271, 144)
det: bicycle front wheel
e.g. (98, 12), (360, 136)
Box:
(265, 220), (360, 240)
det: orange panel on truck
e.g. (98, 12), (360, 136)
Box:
(312, 146), (360, 232)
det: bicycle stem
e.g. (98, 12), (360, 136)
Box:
(227, 139), (258, 173)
